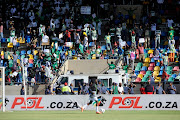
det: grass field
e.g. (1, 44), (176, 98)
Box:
(0, 110), (180, 120)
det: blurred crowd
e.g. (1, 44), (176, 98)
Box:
(0, 0), (179, 93)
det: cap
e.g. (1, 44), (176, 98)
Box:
(64, 82), (68, 86)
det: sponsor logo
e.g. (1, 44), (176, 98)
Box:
(11, 97), (44, 109)
(109, 97), (142, 108)
(49, 101), (78, 109)
(146, 102), (178, 109)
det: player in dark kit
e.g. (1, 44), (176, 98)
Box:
(81, 80), (103, 114)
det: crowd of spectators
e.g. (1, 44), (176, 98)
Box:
(47, 80), (176, 95)
(0, 0), (180, 94)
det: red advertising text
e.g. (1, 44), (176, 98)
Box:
(11, 97), (44, 109)
(109, 97), (142, 108)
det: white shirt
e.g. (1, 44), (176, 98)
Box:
(65, 19), (71, 28)
(84, 37), (88, 47)
(118, 86), (124, 94)
(54, 19), (60, 28)
(157, 0), (164, 4)
(42, 35), (49, 43)
(151, 24), (156, 31)
(167, 19), (174, 28)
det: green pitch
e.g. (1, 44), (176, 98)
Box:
(0, 110), (180, 120)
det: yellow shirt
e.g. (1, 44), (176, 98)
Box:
(62, 86), (71, 93)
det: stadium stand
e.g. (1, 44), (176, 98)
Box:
(0, 0), (180, 95)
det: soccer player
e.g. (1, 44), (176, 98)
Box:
(81, 80), (102, 114)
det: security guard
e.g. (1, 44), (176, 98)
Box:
(61, 82), (71, 94)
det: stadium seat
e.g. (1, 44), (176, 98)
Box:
(19, 38), (25, 43)
(21, 50), (26, 55)
(7, 43), (13, 48)
(173, 66), (179, 71)
(148, 49), (154, 54)
(155, 77), (161, 83)
(171, 74), (177, 79)
(148, 66), (154, 71)
(135, 70), (139, 76)
(141, 66), (147, 71)
(156, 62), (160, 66)
(1, 51), (4, 56)
(27, 50), (31, 54)
(140, 71), (146, 75)
(149, 53), (153, 58)
(135, 77), (142, 82)
(153, 71), (159, 77)
(1, 38), (7, 43)
(101, 45), (106, 50)
(168, 77), (174, 82)
(137, 62), (143, 67)
(143, 63), (149, 67)
(138, 74), (143, 79)
(17, 59), (20, 64)
(29, 59), (33, 64)
(158, 70), (163, 76)
(34, 50), (38, 55)
(92, 54), (96, 59)
(142, 77), (148, 82)
(150, 58), (155, 63)
(160, 66), (164, 71)
(145, 71), (152, 77)
(167, 66), (173, 71)
(135, 66), (141, 71)
(29, 54), (33, 59)
(154, 66), (160, 71)
(149, 63), (155, 67)
(58, 46), (63, 51)
(28, 63), (33, 67)
(145, 58), (150, 63)
(166, 70), (172, 75)
(144, 53), (149, 58)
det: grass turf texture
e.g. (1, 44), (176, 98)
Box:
(0, 110), (180, 120)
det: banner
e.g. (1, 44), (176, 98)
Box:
(2, 95), (180, 111)
(81, 6), (91, 15)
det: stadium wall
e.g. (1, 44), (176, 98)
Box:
(1, 95), (180, 111)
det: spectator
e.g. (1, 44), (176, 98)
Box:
(140, 84), (146, 94)
(78, 82), (82, 95)
(163, 52), (168, 70)
(118, 83), (124, 94)
(107, 59), (115, 69)
(69, 83), (74, 95)
(169, 37), (176, 62)
(20, 86), (25, 95)
(138, 43), (145, 62)
(101, 83), (109, 94)
(145, 81), (154, 94)
(105, 32), (112, 51)
(154, 82), (166, 94)
(62, 82), (71, 94)
(123, 84), (129, 94)
(97, 81), (102, 94)
(91, 27), (97, 46)
(45, 85), (52, 95)
(128, 83), (136, 94)
(130, 47), (135, 70)
(166, 82), (176, 94)
(0, 22), (3, 39)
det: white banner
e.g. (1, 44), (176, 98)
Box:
(1, 95), (180, 111)
(81, 6), (91, 15)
